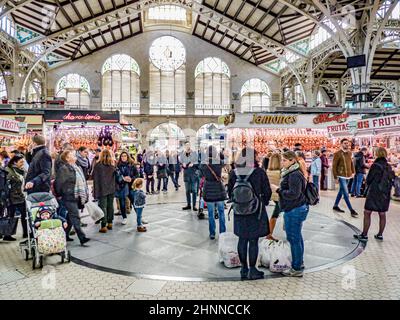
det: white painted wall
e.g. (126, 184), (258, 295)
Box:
(47, 30), (280, 113)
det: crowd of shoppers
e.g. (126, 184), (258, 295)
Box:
(0, 132), (398, 281)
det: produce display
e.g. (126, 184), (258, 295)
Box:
(227, 128), (340, 156)
(49, 125), (121, 152)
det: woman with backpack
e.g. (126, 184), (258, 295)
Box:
(200, 146), (227, 240)
(228, 147), (272, 280)
(277, 151), (309, 277)
(354, 147), (395, 242)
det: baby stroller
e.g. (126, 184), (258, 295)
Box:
(20, 192), (71, 269)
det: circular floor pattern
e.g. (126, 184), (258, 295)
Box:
(70, 202), (365, 281)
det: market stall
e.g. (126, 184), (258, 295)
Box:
(327, 114), (400, 151)
(43, 110), (122, 153)
(0, 117), (28, 152)
(221, 111), (362, 156)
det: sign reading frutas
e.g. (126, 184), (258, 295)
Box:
(313, 111), (349, 124)
(250, 114), (297, 125)
(0, 118), (20, 133)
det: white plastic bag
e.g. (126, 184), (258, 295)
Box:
(258, 239), (275, 267)
(218, 232), (241, 268)
(85, 201), (104, 222)
(269, 240), (292, 273)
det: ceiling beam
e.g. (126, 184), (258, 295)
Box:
(0, 0), (36, 19)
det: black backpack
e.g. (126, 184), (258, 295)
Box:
(0, 167), (10, 209)
(229, 168), (260, 216)
(305, 181), (319, 206)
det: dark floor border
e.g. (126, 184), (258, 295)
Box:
(72, 205), (366, 282)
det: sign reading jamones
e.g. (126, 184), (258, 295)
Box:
(44, 110), (120, 123)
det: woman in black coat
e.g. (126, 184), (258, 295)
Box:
(228, 147), (271, 280)
(5, 154), (27, 240)
(55, 149), (90, 246)
(200, 146), (227, 240)
(354, 147), (395, 242)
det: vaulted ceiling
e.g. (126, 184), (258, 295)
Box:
(1, 0), (399, 82)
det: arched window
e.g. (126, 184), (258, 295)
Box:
(196, 123), (226, 150)
(101, 54), (140, 114)
(149, 36), (186, 115)
(0, 75), (7, 99)
(195, 57), (230, 115)
(56, 73), (90, 108)
(240, 79), (271, 112)
(149, 122), (186, 151)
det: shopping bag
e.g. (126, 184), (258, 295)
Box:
(85, 201), (104, 222)
(218, 232), (241, 268)
(258, 239), (275, 267)
(37, 227), (67, 254)
(269, 240), (292, 273)
(0, 216), (18, 236)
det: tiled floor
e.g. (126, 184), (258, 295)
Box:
(70, 202), (362, 280)
(1, 188), (400, 300)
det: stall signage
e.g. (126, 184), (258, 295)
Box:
(313, 111), (349, 124)
(368, 114), (400, 129)
(44, 110), (120, 123)
(327, 123), (350, 134)
(0, 118), (20, 133)
(250, 114), (297, 125)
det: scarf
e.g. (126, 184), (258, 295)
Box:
(281, 162), (300, 178)
(76, 152), (89, 169)
(73, 164), (88, 205)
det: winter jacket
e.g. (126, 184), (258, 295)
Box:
(365, 157), (395, 212)
(332, 149), (355, 179)
(278, 167), (307, 212)
(266, 170), (280, 202)
(92, 163), (116, 198)
(311, 157), (322, 177)
(354, 151), (369, 174)
(181, 151), (199, 182)
(6, 166), (26, 205)
(143, 161), (154, 176)
(156, 157), (168, 179)
(54, 163), (77, 202)
(116, 162), (138, 194)
(25, 145), (52, 194)
(228, 166), (272, 239)
(200, 163), (226, 202)
(132, 189), (146, 208)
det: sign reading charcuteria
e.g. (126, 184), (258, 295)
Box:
(44, 110), (120, 123)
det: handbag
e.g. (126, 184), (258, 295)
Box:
(0, 210), (19, 236)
